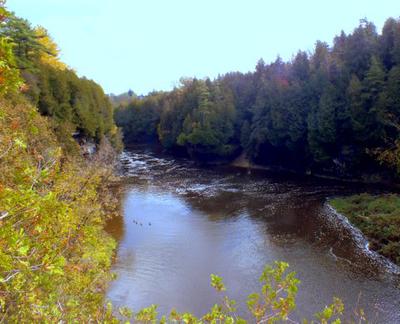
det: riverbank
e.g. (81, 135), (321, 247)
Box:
(330, 194), (400, 266)
(231, 153), (400, 189)
(233, 152), (400, 269)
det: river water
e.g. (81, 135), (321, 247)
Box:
(106, 147), (400, 322)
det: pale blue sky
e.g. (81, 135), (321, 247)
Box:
(7, 0), (400, 95)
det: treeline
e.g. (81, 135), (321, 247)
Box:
(116, 18), (400, 179)
(0, 10), (122, 150)
(114, 92), (162, 143)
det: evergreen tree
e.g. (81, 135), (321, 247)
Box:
(360, 56), (386, 144)
(308, 84), (338, 162)
(115, 16), (400, 178)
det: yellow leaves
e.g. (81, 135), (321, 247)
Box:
(34, 26), (67, 71)
(45, 257), (65, 276)
(0, 97), (120, 322)
(210, 273), (226, 292)
(14, 138), (27, 150)
(0, 37), (23, 95)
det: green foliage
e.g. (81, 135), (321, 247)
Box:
(107, 261), (347, 323)
(0, 3), (121, 147)
(314, 298), (344, 324)
(210, 273), (226, 292)
(0, 3), (122, 321)
(114, 94), (163, 143)
(308, 83), (344, 163)
(331, 194), (400, 265)
(135, 304), (158, 323)
(28, 62), (117, 143)
(0, 97), (123, 322)
(116, 17), (400, 180)
(117, 78), (238, 161)
(0, 12), (44, 71)
(246, 261), (300, 322)
(0, 37), (22, 95)
(0, 3), (23, 96)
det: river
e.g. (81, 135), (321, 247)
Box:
(106, 146), (400, 322)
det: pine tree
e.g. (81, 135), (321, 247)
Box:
(308, 84), (338, 162)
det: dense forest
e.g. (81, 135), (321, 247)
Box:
(0, 10), (122, 151)
(115, 17), (400, 182)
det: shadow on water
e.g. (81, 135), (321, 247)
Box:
(106, 147), (400, 323)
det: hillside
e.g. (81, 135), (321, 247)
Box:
(0, 3), (123, 321)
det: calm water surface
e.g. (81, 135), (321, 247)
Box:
(106, 147), (400, 322)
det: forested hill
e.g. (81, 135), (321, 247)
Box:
(0, 3), (125, 321)
(115, 18), (400, 182)
(0, 10), (122, 150)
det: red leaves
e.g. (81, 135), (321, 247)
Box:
(10, 119), (20, 130)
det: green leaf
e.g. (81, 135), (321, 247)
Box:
(14, 138), (27, 149)
(18, 245), (29, 256)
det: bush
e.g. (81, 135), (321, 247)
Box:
(331, 193), (400, 265)
(0, 98), (120, 322)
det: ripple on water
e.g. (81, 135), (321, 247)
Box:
(107, 148), (400, 323)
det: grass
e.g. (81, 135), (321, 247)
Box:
(330, 193), (400, 266)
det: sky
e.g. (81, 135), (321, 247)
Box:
(7, 0), (400, 95)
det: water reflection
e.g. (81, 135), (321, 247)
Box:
(106, 148), (400, 322)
